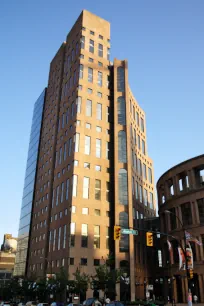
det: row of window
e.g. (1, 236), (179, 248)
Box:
(55, 136), (110, 166)
(131, 152), (153, 183)
(58, 99), (110, 133)
(29, 256), (102, 272)
(130, 102), (145, 132)
(131, 127), (146, 155)
(48, 224), (109, 251)
(82, 27), (109, 43)
(132, 177), (154, 208)
(79, 65), (109, 87)
(81, 36), (110, 60)
(52, 176), (110, 203)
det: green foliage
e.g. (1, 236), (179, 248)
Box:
(72, 267), (90, 294)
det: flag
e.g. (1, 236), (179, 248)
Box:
(167, 240), (173, 264)
(178, 247), (185, 270)
(185, 231), (202, 246)
(186, 242), (194, 269)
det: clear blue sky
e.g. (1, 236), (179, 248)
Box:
(0, 0), (204, 240)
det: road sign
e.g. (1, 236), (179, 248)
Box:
(121, 228), (138, 235)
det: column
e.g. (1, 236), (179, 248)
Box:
(172, 278), (177, 303)
(188, 169), (196, 189)
(173, 175), (179, 196)
(198, 274), (204, 302)
(191, 200), (198, 224)
(182, 277), (188, 303)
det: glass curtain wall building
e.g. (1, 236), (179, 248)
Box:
(14, 89), (46, 276)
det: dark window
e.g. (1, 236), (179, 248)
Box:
(81, 258), (87, 266)
(81, 236), (88, 247)
(94, 259), (100, 266)
(197, 198), (204, 224)
(118, 97), (126, 125)
(70, 258), (74, 265)
(119, 212), (129, 252)
(118, 169), (128, 205)
(70, 234), (75, 247)
(118, 131), (127, 163)
(117, 67), (125, 92)
(181, 202), (192, 226)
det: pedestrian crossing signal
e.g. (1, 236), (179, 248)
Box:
(146, 232), (153, 247)
(114, 226), (121, 240)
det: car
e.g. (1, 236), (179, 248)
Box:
(26, 302), (36, 306)
(83, 299), (102, 306)
(37, 303), (48, 306)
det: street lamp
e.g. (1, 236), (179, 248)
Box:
(163, 210), (191, 306)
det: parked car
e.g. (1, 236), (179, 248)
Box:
(83, 299), (102, 306)
(26, 302), (36, 306)
(37, 303), (48, 306)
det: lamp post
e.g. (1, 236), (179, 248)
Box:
(163, 209), (191, 306)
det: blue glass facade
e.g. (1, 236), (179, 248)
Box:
(14, 89), (46, 276)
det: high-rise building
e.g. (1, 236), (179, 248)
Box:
(14, 10), (155, 300)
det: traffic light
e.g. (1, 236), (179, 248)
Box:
(146, 232), (153, 246)
(189, 269), (194, 279)
(114, 226), (121, 240)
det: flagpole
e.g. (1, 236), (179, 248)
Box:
(163, 210), (191, 306)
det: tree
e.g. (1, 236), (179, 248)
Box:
(92, 256), (122, 300)
(72, 267), (90, 301)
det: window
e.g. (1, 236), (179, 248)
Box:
(96, 126), (102, 132)
(118, 131), (127, 163)
(87, 88), (92, 94)
(76, 96), (82, 113)
(70, 258), (74, 265)
(97, 91), (102, 98)
(98, 62), (103, 67)
(86, 123), (91, 129)
(80, 54), (84, 59)
(142, 140), (146, 155)
(96, 139), (101, 158)
(83, 177), (90, 199)
(106, 227), (110, 249)
(106, 182), (110, 202)
(198, 198), (204, 224)
(60, 182), (64, 203)
(66, 179), (69, 200)
(81, 36), (85, 49)
(136, 112), (139, 125)
(90, 30), (95, 35)
(148, 168), (152, 184)
(94, 259), (100, 266)
(137, 135), (141, 150)
(56, 186), (59, 206)
(85, 136), (91, 155)
(118, 97), (126, 125)
(58, 227), (61, 250)
(81, 258), (87, 266)
(68, 137), (72, 156)
(53, 229), (56, 251)
(89, 39), (94, 53)
(106, 106), (110, 122)
(74, 160), (78, 166)
(95, 179), (101, 200)
(95, 165), (101, 171)
(119, 212), (129, 252)
(63, 142), (67, 161)
(99, 34), (103, 39)
(106, 142), (110, 159)
(88, 68), (93, 82)
(97, 71), (102, 87)
(89, 57), (94, 62)
(98, 43), (103, 57)
(86, 99), (92, 116)
(94, 209), (101, 216)
(144, 189), (148, 206)
(117, 67), (125, 92)
(72, 175), (78, 197)
(81, 224), (88, 248)
(74, 133), (80, 153)
(70, 222), (75, 247)
(82, 207), (89, 215)
(139, 185), (143, 203)
(107, 48), (110, 60)
(59, 147), (62, 164)
(141, 118), (144, 132)
(96, 103), (102, 120)
(79, 64), (83, 79)
(138, 159), (142, 176)
(181, 202), (192, 226)
(84, 162), (90, 169)
(143, 164), (147, 180)
(94, 225), (100, 248)
(149, 192), (153, 209)
(118, 169), (128, 205)
(72, 206), (76, 213)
